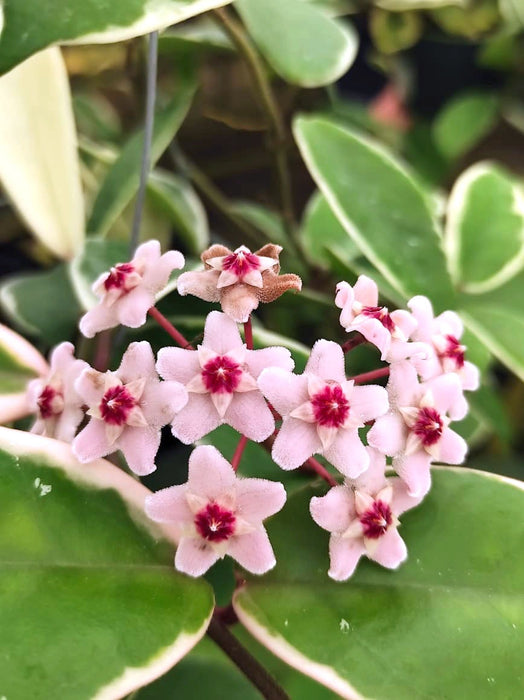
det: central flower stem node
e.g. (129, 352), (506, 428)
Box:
(202, 356), (242, 393)
(195, 502), (236, 542)
(37, 385), (64, 419)
(222, 249), (261, 277)
(360, 499), (393, 539)
(413, 407), (444, 446)
(439, 334), (466, 369)
(361, 305), (395, 332)
(311, 384), (350, 428)
(100, 385), (137, 425)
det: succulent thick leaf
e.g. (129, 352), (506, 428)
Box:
(294, 115), (455, 309)
(234, 468), (524, 699)
(433, 91), (499, 160)
(446, 162), (524, 293)
(301, 191), (359, 269)
(0, 265), (81, 345)
(0, 427), (214, 699)
(0, 48), (84, 259)
(236, 0), (358, 87)
(87, 78), (196, 236)
(0, 0), (233, 76)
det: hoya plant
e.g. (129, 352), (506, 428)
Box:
(0, 1), (523, 699)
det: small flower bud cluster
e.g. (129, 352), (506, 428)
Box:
(24, 242), (478, 581)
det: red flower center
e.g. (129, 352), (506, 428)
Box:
(100, 385), (136, 425)
(360, 499), (393, 539)
(195, 502), (236, 542)
(201, 356), (242, 394)
(222, 250), (260, 278)
(413, 407), (443, 446)
(361, 306), (395, 332)
(37, 385), (64, 419)
(311, 384), (350, 428)
(104, 263), (137, 291)
(440, 335), (465, 369)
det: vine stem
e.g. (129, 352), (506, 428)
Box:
(212, 7), (296, 239)
(244, 317), (254, 350)
(341, 333), (367, 354)
(148, 307), (193, 349)
(305, 457), (338, 488)
(207, 616), (289, 700)
(351, 366), (390, 384)
(231, 435), (249, 472)
(129, 31), (158, 256)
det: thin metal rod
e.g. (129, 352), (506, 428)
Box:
(129, 31), (159, 256)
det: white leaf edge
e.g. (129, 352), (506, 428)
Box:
(233, 466), (524, 700)
(293, 115), (444, 300)
(0, 426), (213, 699)
(0, 277), (41, 337)
(0, 47), (84, 259)
(237, 0), (359, 88)
(376, 0), (466, 9)
(0, 323), (48, 375)
(445, 162), (524, 293)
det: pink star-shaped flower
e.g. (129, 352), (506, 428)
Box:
(27, 342), (88, 442)
(310, 448), (423, 581)
(157, 311), (293, 444)
(145, 445), (286, 576)
(72, 341), (187, 475)
(79, 240), (185, 337)
(368, 361), (467, 497)
(335, 276), (421, 361)
(408, 295), (480, 393)
(258, 339), (388, 478)
(177, 243), (302, 323)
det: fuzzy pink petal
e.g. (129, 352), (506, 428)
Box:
(49, 341), (75, 373)
(118, 426), (160, 475)
(271, 418), (320, 470)
(310, 486), (354, 533)
(350, 384), (389, 422)
(391, 309), (417, 339)
(257, 368), (309, 416)
(75, 368), (110, 406)
(354, 318), (391, 359)
(73, 419), (112, 462)
(133, 239), (162, 264)
(394, 451), (432, 498)
(437, 428), (467, 465)
(79, 305), (118, 338)
(175, 537), (220, 577)
(55, 406), (84, 443)
(461, 362), (480, 391)
(236, 479), (287, 522)
(328, 535), (365, 581)
(220, 284), (259, 323)
(335, 281), (356, 329)
(388, 361), (419, 407)
(202, 311), (243, 354)
(117, 341), (156, 382)
(367, 413), (407, 456)
(117, 288), (154, 328)
(143, 249), (185, 291)
(225, 392), (274, 442)
(157, 347), (201, 384)
(177, 269), (221, 302)
(187, 445), (237, 500)
(141, 380), (188, 428)
(324, 429), (369, 479)
(353, 275), (379, 306)
(351, 448), (388, 494)
(145, 484), (192, 523)
(407, 295), (434, 339)
(371, 529), (407, 569)
(427, 373), (467, 420)
(391, 477), (425, 515)
(171, 394), (221, 444)
(245, 346), (294, 379)
(228, 529), (276, 574)
(305, 340), (346, 383)
(437, 310), (463, 339)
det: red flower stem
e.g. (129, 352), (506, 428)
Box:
(148, 306), (194, 349)
(351, 366), (390, 384)
(231, 435), (249, 472)
(244, 317), (254, 350)
(305, 457), (338, 488)
(341, 333), (366, 353)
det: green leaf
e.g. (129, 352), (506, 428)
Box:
(148, 170), (209, 254)
(0, 48), (84, 259)
(230, 201), (288, 247)
(0, 427), (214, 699)
(445, 162), (524, 293)
(0, 0), (234, 76)
(0, 325), (47, 395)
(499, 0), (524, 27)
(159, 18), (234, 54)
(433, 91), (499, 160)
(87, 79), (196, 236)
(369, 8), (423, 54)
(234, 468), (524, 699)
(301, 191), (359, 269)
(294, 115), (455, 308)
(0, 265), (81, 345)
(236, 0), (358, 87)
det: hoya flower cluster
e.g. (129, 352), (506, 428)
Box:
(24, 239), (478, 582)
